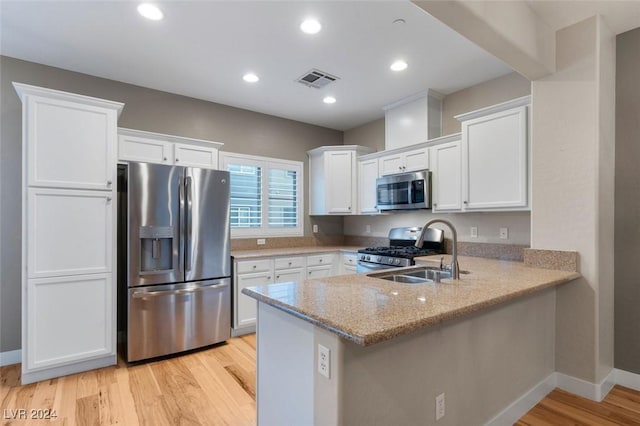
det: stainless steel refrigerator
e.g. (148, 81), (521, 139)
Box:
(121, 162), (231, 362)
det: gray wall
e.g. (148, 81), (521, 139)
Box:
(0, 56), (343, 353)
(441, 71), (531, 134)
(343, 118), (385, 152)
(615, 27), (640, 374)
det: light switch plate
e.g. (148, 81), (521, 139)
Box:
(470, 227), (478, 238)
(318, 344), (330, 379)
(257, 238), (266, 245)
(313, 224), (319, 233)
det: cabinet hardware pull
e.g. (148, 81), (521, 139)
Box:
(106, 197), (112, 202)
(319, 259), (323, 262)
(276, 275), (280, 279)
(106, 180), (112, 186)
(267, 276), (271, 280)
(463, 201), (468, 204)
(163, 157), (168, 161)
(176, 158), (180, 162)
(253, 265), (257, 268)
(288, 262), (292, 265)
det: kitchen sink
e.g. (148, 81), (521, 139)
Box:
(375, 266), (454, 284)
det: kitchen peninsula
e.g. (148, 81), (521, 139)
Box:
(243, 254), (580, 425)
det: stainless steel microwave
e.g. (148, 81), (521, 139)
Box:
(376, 170), (431, 211)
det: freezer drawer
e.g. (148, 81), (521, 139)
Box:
(127, 278), (230, 362)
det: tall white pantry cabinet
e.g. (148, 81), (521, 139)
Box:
(14, 83), (124, 384)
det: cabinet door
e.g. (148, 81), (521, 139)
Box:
(379, 154), (404, 176)
(174, 143), (218, 169)
(26, 95), (117, 190)
(462, 106), (528, 209)
(403, 148), (430, 173)
(118, 134), (173, 165)
(274, 268), (305, 284)
(307, 265), (334, 279)
(28, 188), (113, 278)
(325, 151), (354, 213)
(431, 141), (462, 212)
(25, 273), (114, 371)
(235, 271), (273, 328)
(358, 159), (379, 214)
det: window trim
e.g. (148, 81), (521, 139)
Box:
(220, 152), (304, 238)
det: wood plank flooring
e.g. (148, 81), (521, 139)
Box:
(4, 336), (640, 425)
(517, 385), (640, 425)
(0, 334), (256, 426)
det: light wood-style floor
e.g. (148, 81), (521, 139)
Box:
(4, 336), (640, 425)
(517, 385), (640, 425)
(0, 334), (256, 426)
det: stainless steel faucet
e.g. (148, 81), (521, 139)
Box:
(415, 219), (460, 279)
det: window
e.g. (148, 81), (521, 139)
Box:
(220, 152), (303, 237)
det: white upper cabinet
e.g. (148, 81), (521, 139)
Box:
(384, 91), (442, 150)
(118, 128), (222, 169)
(457, 97), (530, 210)
(19, 86), (120, 191)
(358, 158), (379, 214)
(308, 145), (374, 215)
(430, 138), (462, 212)
(379, 147), (429, 176)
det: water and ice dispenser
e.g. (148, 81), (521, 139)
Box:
(139, 226), (174, 273)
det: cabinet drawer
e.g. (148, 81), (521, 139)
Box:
(236, 259), (272, 274)
(342, 254), (358, 266)
(307, 253), (335, 267)
(274, 256), (306, 270)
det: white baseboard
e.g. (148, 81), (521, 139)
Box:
(556, 369), (615, 402)
(0, 349), (21, 367)
(614, 368), (640, 392)
(485, 373), (557, 426)
(487, 368), (620, 425)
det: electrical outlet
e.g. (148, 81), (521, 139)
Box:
(470, 226), (478, 238)
(318, 344), (330, 379)
(257, 238), (266, 245)
(499, 227), (509, 240)
(313, 224), (319, 233)
(435, 393), (445, 421)
(366, 225), (371, 233)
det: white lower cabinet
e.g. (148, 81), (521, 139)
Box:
(340, 253), (358, 275)
(234, 252), (339, 333)
(307, 265), (334, 279)
(235, 270), (273, 329)
(26, 273), (113, 371)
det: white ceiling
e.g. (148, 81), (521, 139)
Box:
(0, 1), (514, 131)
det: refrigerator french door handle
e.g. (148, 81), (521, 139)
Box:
(185, 176), (193, 273)
(131, 282), (229, 299)
(178, 175), (186, 277)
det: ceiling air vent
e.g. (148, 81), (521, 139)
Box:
(296, 69), (339, 89)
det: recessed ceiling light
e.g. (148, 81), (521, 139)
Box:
(243, 73), (259, 83)
(137, 3), (163, 21)
(300, 19), (322, 34)
(390, 60), (408, 72)
(323, 96), (336, 104)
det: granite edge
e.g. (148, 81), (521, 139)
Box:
(242, 271), (580, 347)
(523, 248), (579, 272)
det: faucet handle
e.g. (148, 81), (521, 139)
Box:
(440, 256), (444, 270)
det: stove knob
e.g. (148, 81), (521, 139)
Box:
(395, 259), (401, 265)
(376, 256), (382, 263)
(360, 254), (366, 261)
(366, 255), (371, 261)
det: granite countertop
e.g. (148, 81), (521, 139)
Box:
(242, 255), (580, 346)
(231, 246), (362, 259)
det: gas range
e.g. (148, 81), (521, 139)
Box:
(357, 227), (444, 273)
